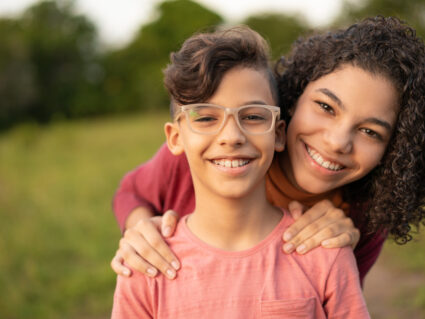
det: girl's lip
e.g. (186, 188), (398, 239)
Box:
(303, 143), (346, 174)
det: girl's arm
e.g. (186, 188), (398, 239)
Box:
(111, 143), (193, 278)
(113, 143), (184, 232)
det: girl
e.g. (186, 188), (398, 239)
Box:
(111, 16), (425, 283)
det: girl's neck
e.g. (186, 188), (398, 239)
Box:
(187, 182), (282, 251)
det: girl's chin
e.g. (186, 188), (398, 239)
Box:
(294, 178), (339, 194)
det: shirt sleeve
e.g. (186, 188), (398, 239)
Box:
(111, 271), (155, 319)
(112, 143), (189, 233)
(324, 247), (371, 319)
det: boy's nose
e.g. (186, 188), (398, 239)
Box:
(216, 116), (246, 146)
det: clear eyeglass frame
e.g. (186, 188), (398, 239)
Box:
(174, 103), (281, 135)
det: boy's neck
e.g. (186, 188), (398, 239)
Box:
(186, 182), (283, 251)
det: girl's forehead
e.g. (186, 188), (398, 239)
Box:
(304, 65), (400, 118)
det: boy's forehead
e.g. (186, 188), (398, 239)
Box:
(208, 68), (276, 107)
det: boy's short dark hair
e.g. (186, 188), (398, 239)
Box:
(164, 26), (278, 117)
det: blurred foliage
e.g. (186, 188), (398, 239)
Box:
(337, 0), (425, 37)
(101, 0), (223, 115)
(0, 112), (170, 318)
(243, 14), (309, 59)
(0, 0), (424, 129)
(0, 0), (102, 129)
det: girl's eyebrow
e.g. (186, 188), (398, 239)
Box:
(316, 88), (393, 132)
(364, 117), (392, 132)
(316, 88), (345, 110)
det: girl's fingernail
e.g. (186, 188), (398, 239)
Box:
(322, 240), (330, 247)
(171, 261), (180, 270)
(166, 269), (176, 279)
(291, 209), (301, 218)
(296, 244), (306, 254)
(283, 243), (294, 253)
(147, 268), (157, 277)
(283, 232), (292, 241)
(163, 226), (172, 237)
(123, 269), (131, 276)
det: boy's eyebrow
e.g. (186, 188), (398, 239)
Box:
(316, 88), (345, 110)
(317, 88), (393, 132)
(241, 100), (269, 106)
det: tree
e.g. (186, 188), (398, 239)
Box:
(0, 18), (37, 129)
(337, 0), (425, 37)
(20, 0), (101, 122)
(101, 0), (223, 114)
(243, 13), (310, 60)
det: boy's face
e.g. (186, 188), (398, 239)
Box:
(165, 67), (285, 200)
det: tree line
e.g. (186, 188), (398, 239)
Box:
(0, 0), (423, 130)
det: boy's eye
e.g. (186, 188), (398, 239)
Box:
(241, 114), (266, 121)
(193, 116), (218, 122)
(317, 102), (335, 115)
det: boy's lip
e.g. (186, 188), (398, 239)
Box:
(208, 155), (256, 169)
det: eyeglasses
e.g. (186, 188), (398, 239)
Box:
(175, 103), (281, 135)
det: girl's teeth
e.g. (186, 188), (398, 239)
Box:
(306, 146), (343, 171)
(213, 159), (250, 168)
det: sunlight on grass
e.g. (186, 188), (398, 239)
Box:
(0, 111), (169, 318)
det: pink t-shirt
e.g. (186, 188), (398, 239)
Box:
(112, 213), (370, 319)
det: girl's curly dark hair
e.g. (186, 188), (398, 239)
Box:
(276, 16), (425, 243)
(163, 26), (278, 116)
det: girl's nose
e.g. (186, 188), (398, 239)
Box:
(323, 124), (353, 154)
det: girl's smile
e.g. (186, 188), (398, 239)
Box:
(282, 64), (399, 194)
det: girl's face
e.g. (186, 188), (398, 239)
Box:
(283, 64), (399, 194)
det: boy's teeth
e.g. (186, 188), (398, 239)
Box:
(213, 159), (250, 168)
(306, 146), (343, 171)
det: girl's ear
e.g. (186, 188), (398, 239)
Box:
(164, 122), (184, 155)
(274, 120), (286, 152)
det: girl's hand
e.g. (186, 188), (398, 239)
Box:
(110, 210), (181, 279)
(282, 200), (360, 254)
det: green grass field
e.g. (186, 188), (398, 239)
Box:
(0, 112), (424, 318)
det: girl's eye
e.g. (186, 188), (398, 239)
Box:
(360, 128), (382, 140)
(317, 102), (335, 115)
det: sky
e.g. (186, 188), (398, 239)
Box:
(0, 0), (345, 47)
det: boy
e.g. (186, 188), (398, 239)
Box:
(111, 27), (369, 318)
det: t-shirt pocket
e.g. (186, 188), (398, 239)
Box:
(260, 297), (316, 318)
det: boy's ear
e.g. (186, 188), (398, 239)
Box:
(274, 120), (286, 152)
(164, 122), (184, 155)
